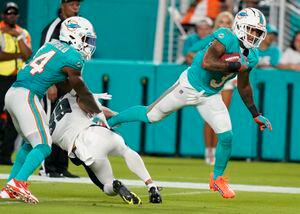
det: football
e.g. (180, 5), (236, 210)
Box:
(220, 53), (240, 62)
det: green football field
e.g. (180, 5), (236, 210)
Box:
(1, 156), (300, 214)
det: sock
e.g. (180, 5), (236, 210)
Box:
(8, 142), (32, 181)
(104, 183), (117, 196)
(213, 131), (233, 180)
(108, 105), (150, 127)
(123, 148), (151, 182)
(212, 148), (216, 157)
(15, 144), (51, 181)
(147, 182), (157, 190)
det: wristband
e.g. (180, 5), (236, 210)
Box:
(247, 105), (259, 118)
(228, 62), (241, 73)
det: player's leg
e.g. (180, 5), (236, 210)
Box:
(107, 130), (161, 203)
(196, 94), (235, 198)
(74, 127), (141, 204)
(108, 71), (196, 127)
(5, 88), (51, 203)
(2, 108), (33, 182)
(70, 157), (104, 191)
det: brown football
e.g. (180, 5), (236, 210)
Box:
(220, 53), (240, 62)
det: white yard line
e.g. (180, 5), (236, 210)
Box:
(1, 173), (300, 194)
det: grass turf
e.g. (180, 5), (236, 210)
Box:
(1, 156), (300, 213)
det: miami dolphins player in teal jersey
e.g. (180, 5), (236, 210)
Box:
(1, 17), (108, 204)
(108, 8), (272, 198)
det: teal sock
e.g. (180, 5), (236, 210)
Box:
(15, 144), (51, 181)
(8, 142), (32, 181)
(213, 131), (233, 180)
(108, 105), (150, 127)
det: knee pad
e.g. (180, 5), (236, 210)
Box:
(217, 130), (233, 146)
(35, 144), (51, 158)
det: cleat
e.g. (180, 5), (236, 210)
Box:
(6, 179), (39, 204)
(113, 180), (142, 205)
(148, 186), (162, 203)
(0, 187), (16, 199)
(209, 173), (235, 198)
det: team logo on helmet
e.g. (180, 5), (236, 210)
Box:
(65, 20), (81, 32)
(237, 11), (248, 19)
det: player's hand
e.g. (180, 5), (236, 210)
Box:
(92, 93), (112, 101)
(92, 112), (110, 129)
(254, 115), (272, 131)
(47, 85), (58, 102)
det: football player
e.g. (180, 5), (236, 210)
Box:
(49, 92), (161, 204)
(1, 17), (108, 204)
(107, 8), (272, 198)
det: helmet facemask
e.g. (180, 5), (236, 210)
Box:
(235, 23), (266, 48)
(79, 35), (96, 60)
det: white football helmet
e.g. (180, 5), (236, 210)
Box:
(232, 8), (267, 49)
(60, 16), (96, 59)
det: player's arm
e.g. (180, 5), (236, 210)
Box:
(237, 71), (272, 131)
(55, 79), (72, 95)
(237, 71), (256, 113)
(62, 66), (101, 114)
(202, 40), (241, 73)
(202, 40), (244, 73)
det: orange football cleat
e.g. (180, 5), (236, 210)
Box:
(209, 173), (235, 198)
(6, 179), (39, 204)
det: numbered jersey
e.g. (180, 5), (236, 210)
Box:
(13, 39), (85, 99)
(187, 27), (259, 95)
(50, 93), (93, 155)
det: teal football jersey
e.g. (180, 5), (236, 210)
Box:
(13, 40), (85, 99)
(187, 28), (259, 95)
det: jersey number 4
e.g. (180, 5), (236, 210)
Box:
(29, 50), (56, 75)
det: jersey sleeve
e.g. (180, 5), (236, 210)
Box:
(247, 49), (259, 70)
(212, 28), (235, 52)
(65, 49), (85, 71)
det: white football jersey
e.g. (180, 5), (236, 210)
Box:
(50, 93), (93, 155)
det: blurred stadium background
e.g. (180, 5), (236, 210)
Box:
(1, 0), (300, 213)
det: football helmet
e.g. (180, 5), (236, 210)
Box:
(60, 16), (96, 59)
(232, 8), (267, 49)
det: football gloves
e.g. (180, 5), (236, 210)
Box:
(254, 115), (272, 131)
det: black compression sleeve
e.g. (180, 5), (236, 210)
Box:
(247, 105), (260, 118)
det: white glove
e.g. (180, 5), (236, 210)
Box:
(93, 93), (112, 101)
(91, 112), (110, 129)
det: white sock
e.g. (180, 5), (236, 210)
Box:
(147, 182), (157, 190)
(212, 148), (216, 157)
(104, 183), (117, 196)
